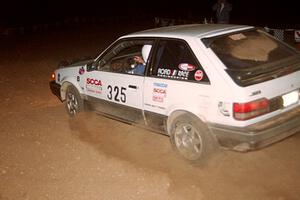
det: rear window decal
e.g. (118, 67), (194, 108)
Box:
(178, 63), (196, 71)
(157, 68), (189, 80)
(194, 70), (204, 81)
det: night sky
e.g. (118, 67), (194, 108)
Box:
(0, 0), (298, 28)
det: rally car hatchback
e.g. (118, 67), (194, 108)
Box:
(50, 24), (300, 162)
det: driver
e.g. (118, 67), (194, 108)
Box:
(128, 44), (152, 75)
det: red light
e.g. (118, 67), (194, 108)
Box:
(233, 98), (269, 120)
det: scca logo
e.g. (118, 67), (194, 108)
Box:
(86, 78), (102, 86)
(153, 88), (166, 94)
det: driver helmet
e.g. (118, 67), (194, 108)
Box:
(142, 44), (152, 63)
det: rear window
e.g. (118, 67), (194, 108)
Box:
(203, 29), (300, 86)
(151, 39), (209, 83)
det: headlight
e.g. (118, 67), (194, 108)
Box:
(51, 72), (55, 80)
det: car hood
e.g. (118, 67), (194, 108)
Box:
(59, 58), (94, 68)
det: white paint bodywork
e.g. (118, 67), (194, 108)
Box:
(54, 24), (300, 132)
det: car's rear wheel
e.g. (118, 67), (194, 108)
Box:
(65, 85), (83, 117)
(169, 114), (216, 163)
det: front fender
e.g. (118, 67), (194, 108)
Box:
(60, 77), (83, 101)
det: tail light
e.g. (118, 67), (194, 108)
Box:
(233, 98), (270, 120)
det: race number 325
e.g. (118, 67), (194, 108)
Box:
(107, 85), (126, 103)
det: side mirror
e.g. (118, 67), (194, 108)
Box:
(86, 61), (97, 71)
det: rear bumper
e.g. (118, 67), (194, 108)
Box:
(49, 81), (62, 101)
(209, 106), (300, 151)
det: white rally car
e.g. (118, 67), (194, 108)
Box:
(50, 24), (300, 162)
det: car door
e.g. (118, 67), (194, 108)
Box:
(85, 38), (154, 123)
(143, 39), (211, 132)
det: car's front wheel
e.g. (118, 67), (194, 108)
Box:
(169, 114), (216, 163)
(64, 85), (83, 117)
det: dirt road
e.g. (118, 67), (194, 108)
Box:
(1, 23), (300, 200)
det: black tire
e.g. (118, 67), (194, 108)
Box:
(64, 85), (84, 117)
(169, 114), (216, 163)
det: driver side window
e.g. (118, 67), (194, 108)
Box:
(97, 39), (153, 75)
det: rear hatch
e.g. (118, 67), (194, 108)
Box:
(203, 28), (300, 87)
(203, 28), (300, 121)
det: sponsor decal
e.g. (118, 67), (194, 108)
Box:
(194, 70), (204, 81)
(152, 82), (167, 103)
(86, 78), (102, 94)
(153, 88), (166, 95)
(152, 96), (164, 102)
(157, 68), (189, 80)
(178, 63), (196, 71)
(153, 82), (168, 88)
(86, 78), (102, 86)
(86, 88), (102, 94)
(158, 68), (171, 76)
(144, 103), (166, 110)
(79, 67), (85, 75)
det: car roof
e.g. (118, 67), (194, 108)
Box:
(123, 24), (254, 39)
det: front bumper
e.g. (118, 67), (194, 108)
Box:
(209, 106), (300, 151)
(49, 81), (62, 101)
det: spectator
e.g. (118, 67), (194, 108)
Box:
(212, 0), (232, 24)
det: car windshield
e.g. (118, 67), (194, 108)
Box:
(203, 29), (300, 86)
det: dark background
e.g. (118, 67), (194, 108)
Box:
(0, 0), (299, 28)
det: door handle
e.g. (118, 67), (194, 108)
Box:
(128, 85), (137, 89)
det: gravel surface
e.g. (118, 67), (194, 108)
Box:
(0, 23), (300, 200)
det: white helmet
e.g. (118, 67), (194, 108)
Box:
(142, 44), (152, 63)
